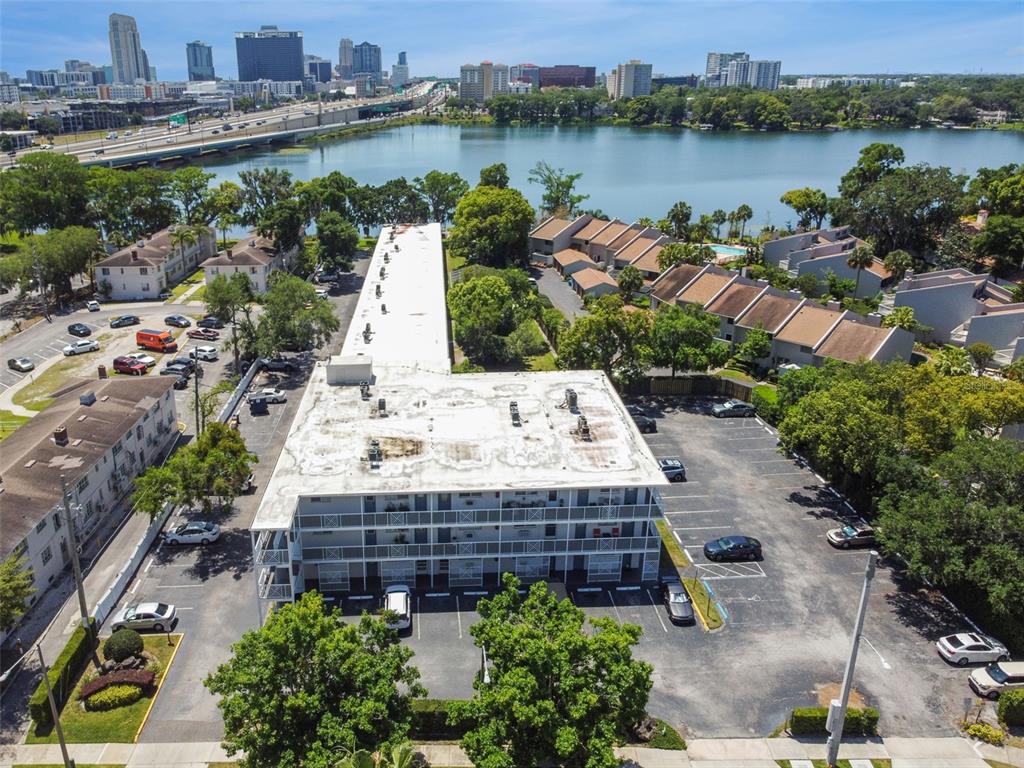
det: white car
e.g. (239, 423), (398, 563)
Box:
(127, 351), (157, 368)
(937, 633), (1010, 667)
(970, 661), (1024, 700)
(110, 602), (176, 632)
(189, 345), (218, 362)
(253, 388), (286, 403)
(315, 288), (329, 299)
(164, 520), (220, 545)
(63, 339), (99, 356)
(86, 300), (101, 311)
(382, 584), (412, 630)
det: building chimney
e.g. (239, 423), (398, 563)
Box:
(53, 426), (69, 446)
(131, 249), (139, 261)
(98, 364), (108, 379)
(226, 249), (233, 259)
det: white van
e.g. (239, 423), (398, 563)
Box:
(382, 585), (412, 630)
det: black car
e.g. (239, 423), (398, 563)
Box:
(110, 315), (141, 328)
(197, 315), (225, 329)
(164, 314), (191, 328)
(663, 582), (695, 625)
(68, 322), (91, 337)
(632, 413), (657, 433)
(249, 396), (269, 415)
(172, 376), (189, 390)
(703, 535), (762, 562)
(262, 357), (296, 373)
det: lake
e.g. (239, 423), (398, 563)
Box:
(196, 124), (1023, 228)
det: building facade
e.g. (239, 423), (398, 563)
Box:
(392, 52), (410, 87)
(353, 41), (382, 80)
(510, 63), (540, 88)
(186, 41), (215, 81)
(94, 226), (217, 301)
(459, 61), (509, 102)
(251, 223), (666, 608)
(305, 56), (332, 83)
(538, 64), (596, 88)
(108, 13), (150, 83)
(199, 232), (300, 294)
(607, 60), (652, 99)
(337, 38), (354, 79)
(235, 26), (304, 82)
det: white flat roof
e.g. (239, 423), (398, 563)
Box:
(252, 366), (667, 530)
(336, 223), (450, 379)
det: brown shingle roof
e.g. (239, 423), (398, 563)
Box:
(201, 234), (277, 268)
(553, 248), (593, 268)
(816, 320), (890, 363)
(775, 304), (843, 347)
(95, 226), (211, 269)
(572, 218), (612, 242)
(572, 267), (618, 291)
(615, 236), (659, 265)
(608, 226), (644, 252)
(651, 264), (703, 303)
(678, 272), (733, 307)
(631, 245), (664, 276)
(530, 217), (573, 241)
(736, 293), (802, 333)
(589, 221), (631, 247)
(706, 283), (765, 319)
(865, 260), (893, 279)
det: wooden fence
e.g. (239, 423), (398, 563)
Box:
(626, 374), (755, 401)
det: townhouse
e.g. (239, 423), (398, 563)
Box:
(94, 225), (216, 301)
(762, 226), (892, 298)
(199, 232), (300, 294)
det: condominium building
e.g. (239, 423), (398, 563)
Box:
(705, 52), (747, 88)
(705, 52), (780, 90)
(338, 38), (354, 79)
(235, 26), (304, 82)
(539, 64), (596, 88)
(459, 61), (509, 103)
(509, 63), (540, 88)
(607, 60), (652, 99)
(94, 226), (216, 301)
(762, 227), (890, 298)
(108, 13), (151, 83)
(353, 41), (383, 80)
(199, 232), (300, 294)
(391, 52), (410, 87)
(186, 41), (215, 81)
(251, 223), (666, 607)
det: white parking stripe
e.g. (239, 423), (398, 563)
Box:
(760, 471), (810, 477)
(606, 590), (622, 621)
(665, 509), (723, 515)
(659, 492), (709, 499)
(725, 435), (777, 441)
(647, 588), (668, 632)
(747, 459), (794, 464)
(671, 525), (732, 531)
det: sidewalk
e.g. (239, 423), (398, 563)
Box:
(1, 736), (1015, 768)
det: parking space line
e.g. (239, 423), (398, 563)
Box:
(606, 590), (621, 621)
(646, 588), (668, 632)
(724, 435), (776, 441)
(737, 447), (783, 452)
(747, 459), (793, 464)
(155, 584), (204, 588)
(671, 525), (732, 531)
(416, 598), (421, 640)
(665, 509), (722, 515)
(455, 595), (462, 639)
(659, 492), (708, 499)
(760, 471), (810, 477)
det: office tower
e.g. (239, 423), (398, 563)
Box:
(510, 63), (540, 89)
(538, 65), (596, 88)
(705, 51), (747, 88)
(186, 41), (215, 81)
(391, 52), (410, 87)
(109, 13), (150, 83)
(606, 60), (652, 99)
(353, 41), (382, 80)
(305, 55), (332, 83)
(725, 58), (751, 87)
(338, 38), (354, 79)
(64, 59), (83, 72)
(235, 26), (304, 82)
(398, 51), (407, 66)
(459, 61), (509, 103)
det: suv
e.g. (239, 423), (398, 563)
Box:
(165, 314), (191, 328)
(969, 661), (1024, 700)
(113, 356), (147, 375)
(382, 585), (412, 631)
(189, 345), (218, 362)
(659, 458), (686, 482)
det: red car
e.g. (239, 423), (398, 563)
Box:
(113, 356), (147, 376)
(187, 328), (220, 341)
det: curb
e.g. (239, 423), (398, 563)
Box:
(134, 633), (184, 742)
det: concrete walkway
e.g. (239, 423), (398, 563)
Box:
(1, 736), (1014, 768)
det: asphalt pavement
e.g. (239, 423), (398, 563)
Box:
(535, 265), (588, 320)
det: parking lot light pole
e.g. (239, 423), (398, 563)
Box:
(826, 549), (877, 768)
(36, 645), (74, 768)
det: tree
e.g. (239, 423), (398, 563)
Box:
(170, 222), (210, 260)
(414, 170), (468, 224)
(0, 152), (90, 232)
(447, 275), (515, 363)
(5, 226), (103, 299)
(779, 187), (828, 229)
(334, 743), (417, 768)
(649, 303), (729, 377)
(846, 245), (875, 296)
(882, 249), (914, 282)
(557, 297), (652, 385)
(1011, 282), (1024, 304)
(257, 198), (307, 255)
(966, 342), (996, 376)
(450, 575), (651, 768)
(0, 553), (34, 632)
(935, 222), (978, 270)
(206, 591), (424, 768)
(209, 181), (244, 248)
(881, 306), (921, 332)
(665, 201), (692, 240)
(447, 185), (535, 268)
(256, 273), (340, 357)
(316, 211), (359, 271)
(711, 209), (728, 239)
(528, 161), (589, 217)
(1004, 358), (1024, 382)
(205, 272), (254, 372)
(294, 172), (357, 222)
(656, 242), (706, 272)
(838, 142), (905, 199)
(737, 326), (772, 363)
(169, 167), (215, 224)
(238, 168), (293, 226)
(617, 264), (643, 295)
(349, 185), (382, 236)
(478, 162), (509, 189)
(733, 204), (753, 239)
(974, 215), (1024, 272)
(932, 345), (973, 376)
(375, 177), (430, 224)
(86, 167), (177, 245)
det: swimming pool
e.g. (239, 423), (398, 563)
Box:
(708, 243), (748, 257)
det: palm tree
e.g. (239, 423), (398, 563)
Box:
(712, 209), (727, 239)
(334, 743), (417, 768)
(932, 345), (972, 376)
(734, 204), (753, 240)
(636, 216), (654, 228)
(846, 245), (875, 297)
(882, 249), (914, 282)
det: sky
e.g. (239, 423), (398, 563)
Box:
(1, 0), (1022, 81)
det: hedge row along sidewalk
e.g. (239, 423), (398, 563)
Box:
(655, 519), (724, 631)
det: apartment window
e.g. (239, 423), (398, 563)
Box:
(113, 441), (122, 456)
(101, 267), (110, 276)
(141, 284), (150, 292)
(36, 518), (48, 533)
(548, 490), (557, 502)
(53, 512), (62, 529)
(40, 545), (53, 565)
(250, 267), (257, 274)
(136, 425), (143, 440)
(139, 267), (148, 275)
(77, 476), (89, 493)
(13, 540), (27, 558)
(545, 524), (556, 537)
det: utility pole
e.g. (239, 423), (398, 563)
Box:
(36, 645), (74, 768)
(32, 245), (50, 322)
(60, 475), (90, 632)
(193, 364), (202, 434)
(826, 550), (877, 768)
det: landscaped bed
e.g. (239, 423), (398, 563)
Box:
(28, 633), (181, 744)
(655, 519), (724, 630)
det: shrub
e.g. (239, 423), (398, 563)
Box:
(789, 706), (878, 736)
(998, 689), (1024, 726)
(29, 618), (96, 729)
(79, 668), (155, 701)
(103, 628), (144, 662)
(507, 320), (549, 359)
(84, 683), (143, 712)
(410, 699), (468, 740)
(751, 384), (781, 424)
(964, 722), (1004, 746)
(646, 719), (687, 750)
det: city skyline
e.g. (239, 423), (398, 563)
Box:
(2, 1), (1022, 81)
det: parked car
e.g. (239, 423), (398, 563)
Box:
(86, 300), (101, 311)
(826, 523), (876, 549)
(315, 288), (329, 299)
(382, 584), (412, 630)
(110, 602), (176, 632)
(136, 329), (178, 353)
(197, 315), (225, 329)
(632, 413), (657, 433)
(67, 322), (91, 337)
(703, 535), (762, 562)
(712, 399), (756, 418)
(252, 387), (286, 404)
(316, 272), (338, 284)
(7, 357), (34, 372)
(160, 363), (191, 377)
(158, 290), (173, 300)
(189, 345), (218, 362)
(187, 328), (219, 341)
(126, 351), (157, 368)
(662, 582), (695, 625)
(969, 661), (1024, 700)
(262, 357), (296, 372)
(164, 521), (220, 545)
(659, 458), (686, 482)
(167, 356), (196, 373)
(110, 315), (140, 328)
(249, 395), (269, 415)
(63, 339), (99, 356)
(172, 376), (189, 390)
(937, 633), (1010, 667)
(164, 314), (191, 328)
(113, 356), (147, 375)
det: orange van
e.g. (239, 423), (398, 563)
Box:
(136, 329), (178, 353)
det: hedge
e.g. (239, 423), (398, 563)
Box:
(79, 668), (156, 701)
(84, 683), (143, 712)
(790, 706), (879, 736)
(103, 628), (144, 662)
(751, 384), (781, 425)
(998, 689), (1024, 726)
(29, 618), (97, 729)
(410, 699), (468, 740)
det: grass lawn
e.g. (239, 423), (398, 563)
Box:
(655, 519), (724, 631)
(0, 230), (24, 254)
(446, 251), (468, 274)
(12, 357), (81, 411)
(719, 368), (757, 384)
(168, 269), (206, 300)
(0, 409), (31, 440)
(190, 285), (208, 304)
(358, 236), (377, 250)
(527, 352), (557, 371)
(27, 634), (181, 744)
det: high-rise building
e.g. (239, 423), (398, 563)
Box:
(353, 41), (382, 80)
(606, 60), (652, 99)
(391, 52), (410, 88)
(747, 60), (781, 90)
(186, 41), (215, 81)
(704, 51), (747, 88)
(235, 26), (304, 82)
(108, 13), (150, 83)
(337, 38), (354, 79)
(305, 55), (332, 83)
(509, 63), (540, 89)
(459, 61), (509, 103)
(397, 51), (407, 66)
(538, 64), (596, 88)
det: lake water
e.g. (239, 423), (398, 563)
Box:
(196, 124), (1023, 228)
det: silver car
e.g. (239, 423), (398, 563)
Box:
(110, 602), (176, 632)
(712, 399), (756, 418)
(164, 520), (220, 545)
(63, 339), (100, 356)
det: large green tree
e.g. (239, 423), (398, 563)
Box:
(1, 226), (103, 298)
(208, 181), (244, 248)
(557, 296), (652, 385)
(257, 198), (307, 255)
(0, 553), (35, 633)
(87, 167), (177, 245)
(204, 272), (255, 372)
(450, 575), (652, 768)
(238, 168), (294, 226)
(478, 162), (510, 189)
(528, 161), (589, 217)
(0, 152), (90, 233)
(447, 185), (534, 268)
(665, 201), (692, 240)
(974, 214), (1024, 272)
(169, 167), (215, 224)
(414, 170), (469, 224)
(779, 187), (829, 229)
(255, 273), (340, 356)
(649, 303), (730, 377)
(315, 211), (359, 271)
(447, 274), (515, 362)
(206, 591), (424, 768)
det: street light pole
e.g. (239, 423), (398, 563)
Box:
(60, 475), (90, 632)
(36, 645), (74, 768)
(826, 549), (877, 768)
(193, 363), (202, 434)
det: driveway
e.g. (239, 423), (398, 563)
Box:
(534, 266), (587, 320)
